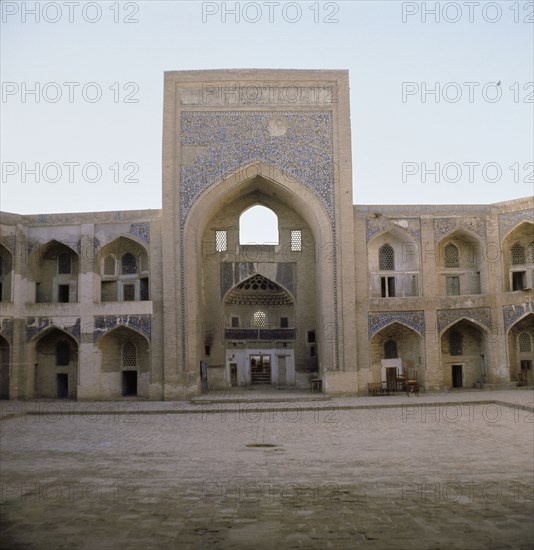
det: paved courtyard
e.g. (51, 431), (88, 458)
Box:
(1, 391), (533, 549)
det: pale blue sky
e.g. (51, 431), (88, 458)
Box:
(1, 0), (533, 214)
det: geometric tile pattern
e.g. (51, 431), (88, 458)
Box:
(368, 311), (425, 339)
(25, 317), (81, 343)
(129, 223), (150, 244)
(433, 217), (487, 242)
(0, 318), (13, 343)
(180, 111), (335, 223)
(437, 308), (492, 333)
(503, 302), (534, 332)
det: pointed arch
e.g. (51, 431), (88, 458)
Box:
(239, 204), (279, 245)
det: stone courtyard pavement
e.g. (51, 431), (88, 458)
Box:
(1, 390), (533, 549)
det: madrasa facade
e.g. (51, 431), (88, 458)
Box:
(0, 69), (532, 401)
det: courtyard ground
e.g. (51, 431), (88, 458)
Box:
(1, 389), (533, 549)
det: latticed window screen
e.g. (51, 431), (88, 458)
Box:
(290, 230), (302, 252)
(518, 332), (532, 353)
(384, 339), (398, 359)
(215, 230), (227, 252)
(528, 243), (534, 263)
(122, 341), (137, 367)
(379, 244), (395, 270)
(252, 310), (266, 328)
(448, 331), (463, 356)
(104, 255), (116, 276)
(511, 243), (526, 265)
(444, 243), (459, 267)
(121, 252), (137, 274)
(57, 252), (72, 274)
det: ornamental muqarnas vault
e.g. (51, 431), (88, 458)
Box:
(0, 69), (532, 400)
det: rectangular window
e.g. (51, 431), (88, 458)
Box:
(446, 276), (460, 296)
(58, 284), (69, 303)
(280, 317), (289, 328)
(307, 330), (316, 343)
(381, 277), (395, 297)
(123, 284), (135, 301)
(140, 278), (149, 301)
(215, 230), (227, 252)
(231, 316), (239, 328)
(290, 230), (302, 252)
(512, 271), (526, 291)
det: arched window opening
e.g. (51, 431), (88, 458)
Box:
(448, 331), (463, 356)
(384, 339), (398, 359)
(122, 341), (137, 367)
(56, 340), (70, 366)
(57, 252), (72, 274)
(444, 243), (459, 268)
(511, 243), (526, 265)
(239, 206), (279, 245)
(518, 332), (532, 353)
(252, 310), (267, 328)
(379, 244), (395, 271)
(104, 255), (116, 276)
(121, 253), (137, 275)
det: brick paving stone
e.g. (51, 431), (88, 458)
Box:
(1, 391), (533, 549)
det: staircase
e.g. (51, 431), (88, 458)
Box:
(252, 368), (271, 385)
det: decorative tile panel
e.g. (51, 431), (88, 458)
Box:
(433, 217), (486, 242)
(368, 311), (425, 339)
(180, 111), (335, 223)
(0, 318), (13, 343)
(503, 302), (534, 332)
(25, 317), (80, 343)
(94, 315), (151, 342)
(129, 223), (150, 244)
(366, 217), (421, 242)
(499, 210), (534, 238)
(437, 308), (492, 333)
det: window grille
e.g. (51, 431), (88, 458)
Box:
(379, 244), (395, 270)
(121, 252), (137, 274)
(448, 331), (463, 356)
(215, 230), (227, 252)
(384, 339), (398, 359)
(290, 230), (302, 252)
(104, 255), (116, 276)
(519, 332), (532, 353)
(444, 243), (459, 268)
(252, 311), (266, 328)
(122, 342), (137, 367)
(528, 242), (534, 263)
(57, 252), (72, 274)
(511, 243), (526, 265)
(56, 341), (70, 366)
(446, 276), (460, 296)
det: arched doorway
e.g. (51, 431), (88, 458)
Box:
(369, 322), (424, 390)
(97, 327), (150, 398)
(34, 328), (78, 399)
(507, 313), (534, 386)
(224, 273), (296, 387)
(440, 320), (488, 389)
